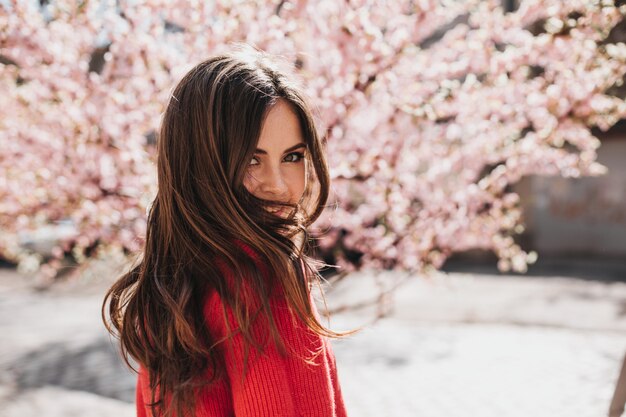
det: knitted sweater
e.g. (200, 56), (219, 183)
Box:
(136, 243), (347, 417)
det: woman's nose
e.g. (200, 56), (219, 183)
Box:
(260, 167), (288, 196)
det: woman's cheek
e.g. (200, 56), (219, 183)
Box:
(243, 171), (258, 196)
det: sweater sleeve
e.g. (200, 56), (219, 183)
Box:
(204, 290), (297, 417)
(136, 371), (144, 417)
(327, 342), (348, 417)
(136, 365), (149, 417)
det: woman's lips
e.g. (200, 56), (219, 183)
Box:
(267, 206), (289, 217)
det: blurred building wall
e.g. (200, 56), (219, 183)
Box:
(517, 128), (626, 258)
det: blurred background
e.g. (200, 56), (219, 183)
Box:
(1, 0), (626, 416)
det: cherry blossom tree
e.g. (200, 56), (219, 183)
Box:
(1, 0), (625, 280)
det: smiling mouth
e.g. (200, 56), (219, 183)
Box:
(266, 206), (290, 217)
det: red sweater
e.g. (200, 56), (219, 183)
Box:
(136, 243), (347, 417)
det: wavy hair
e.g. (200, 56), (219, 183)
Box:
(102, 47), (351, 417)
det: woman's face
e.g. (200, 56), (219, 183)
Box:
(243, 99), (307, 217)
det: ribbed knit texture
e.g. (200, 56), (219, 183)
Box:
(136, 242), (347, 417)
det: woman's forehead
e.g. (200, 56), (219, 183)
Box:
(256, 100), (305, 153)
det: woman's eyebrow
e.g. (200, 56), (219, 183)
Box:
(254, 143), (307, 155)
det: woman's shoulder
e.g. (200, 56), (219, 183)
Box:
(201, 238), (277, 314)
(207, 238), (266, 283)
(232, 238), (259, 260)
(214, 238), (269, 276)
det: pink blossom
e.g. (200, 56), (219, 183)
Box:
(1, 0), (624, 276)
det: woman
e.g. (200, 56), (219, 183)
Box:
(102, 47), (353, 417)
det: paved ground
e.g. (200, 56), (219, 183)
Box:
(326, 270), (626, 417)
(1, 263), (625, 417)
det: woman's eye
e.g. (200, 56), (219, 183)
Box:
(284, 152), (304, 163)
(249, 156), (260, 166)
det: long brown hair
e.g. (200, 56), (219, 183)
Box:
(102, 47), (351, 417)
